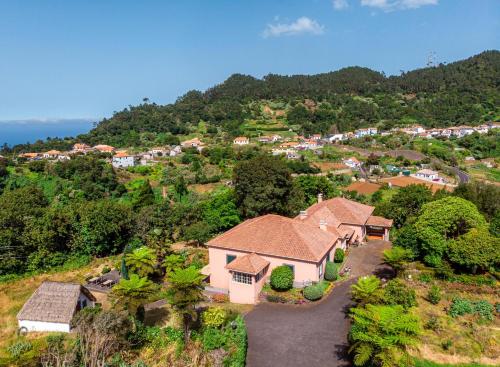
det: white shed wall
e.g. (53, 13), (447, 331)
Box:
(18, 320), (70, 333)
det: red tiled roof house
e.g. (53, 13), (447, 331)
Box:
(207, 195), (392, 304)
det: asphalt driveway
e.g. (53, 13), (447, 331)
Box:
(245, 240), (392, 367)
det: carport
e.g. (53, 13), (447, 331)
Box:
(366, 216), (393, 241)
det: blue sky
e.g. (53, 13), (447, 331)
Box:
(0, 0), (498, 121)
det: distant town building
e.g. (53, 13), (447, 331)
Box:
(327, 133), (346, 142)
(112, 151), (135, 168)
(42, 150), (61, 159)
(343, 157), (361, 168)
(181, 138), (203, 148)
(72, 143), (91, 153)
(233, 136), (249, 146)
(415, 169), (439, 181)
(354, 127), (377, 138)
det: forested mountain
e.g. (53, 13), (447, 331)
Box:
(5, 50), (499, 151)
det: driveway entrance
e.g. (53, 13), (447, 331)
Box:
(245, 240), (392, 367)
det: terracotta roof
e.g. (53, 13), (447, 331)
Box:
(45, 150), (61, 155)
(207, 214), (338, 262)
(17, 281), (95, 324)
(380, 176), (454, 193)
(345, 181), (381, 195)
(114, 151), (131, 158)
(94, 144), (115, 152)
(20, 153), (39, 158)
(301, 197), (374, 227)
(226, 253), (270, 275)
(338, 225), (355, 239)
(73, 143), (90, 149)
(366, 216), (393, 227)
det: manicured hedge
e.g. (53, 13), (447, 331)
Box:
(303, 284), (324, 301)
(334, 248), (345, 263)
(324, 261), (338, 281)
(270, 266), (294, 291)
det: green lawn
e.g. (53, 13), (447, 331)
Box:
(414, 359), (494, 367)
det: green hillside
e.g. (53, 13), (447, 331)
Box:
(5, 50), (500, 152)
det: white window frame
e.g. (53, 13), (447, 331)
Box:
(232, 272), (252, 284)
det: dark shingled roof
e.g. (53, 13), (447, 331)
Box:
(17, 281), (95, 324)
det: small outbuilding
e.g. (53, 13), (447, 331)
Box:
(17, 281), (96, 333)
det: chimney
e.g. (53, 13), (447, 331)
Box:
(299, 210), (308, 220)
(317, 193), (323, 203)
(319, 219), (327, 231)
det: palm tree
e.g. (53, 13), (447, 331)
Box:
(349, 304), (421, 367)
(125, 246), (157, 277)
(351, 275), (384, 305)
(167, 266), (204, 344)
(111, 274), (157, 315)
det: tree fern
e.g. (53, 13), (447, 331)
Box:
(351, 275), (384, 305)
(349, 304), (421, 367)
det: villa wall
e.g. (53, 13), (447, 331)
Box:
(208, 247), (327, 291)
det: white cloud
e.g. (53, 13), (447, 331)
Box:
(361, 0), (437, 11)
(262, 17), (325, 38)
(333, 0), (349, 10)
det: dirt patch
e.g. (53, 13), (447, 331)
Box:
(189, 183), (220, 194)
(345, 181), (381, 195)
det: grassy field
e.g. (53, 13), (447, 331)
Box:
(407, 275), (500, 366)
(414, 359), (496, 367)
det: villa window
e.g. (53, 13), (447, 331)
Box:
(232, 272), (252, 284)
(226, 255), (236, 264)
(319, 262), (324, 278)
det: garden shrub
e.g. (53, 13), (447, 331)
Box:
(448, 297), (494, 320)
(303, 284), (324, 301)
(7, 340), (32, 358)
(383, 279), (417, 310)
(427, 285), (441, 305)
(202, 307), (226, 328)
(324, 261), (338, 281)
(449, 297), (474, 317)
(473, 300), (494, 321)
(424, 316), (441, 331)
(223, 315), (247, 367)
(266, 294), (287, 303)
(434, 261), (453, 280)
(441, 339), (453, 351)
(334, 248), (345, 263)
(449, 274), (496, 286)
(201, 327), (226, 351)
(270, 266), (294, 291)
(101, 266), (111, 274)
(418, 272), (433, 283)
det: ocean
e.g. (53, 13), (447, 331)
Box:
(0, 119), (95, 146)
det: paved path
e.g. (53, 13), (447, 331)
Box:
(245, 240), (392, 367)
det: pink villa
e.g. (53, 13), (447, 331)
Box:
(206, 196), (392, 304)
